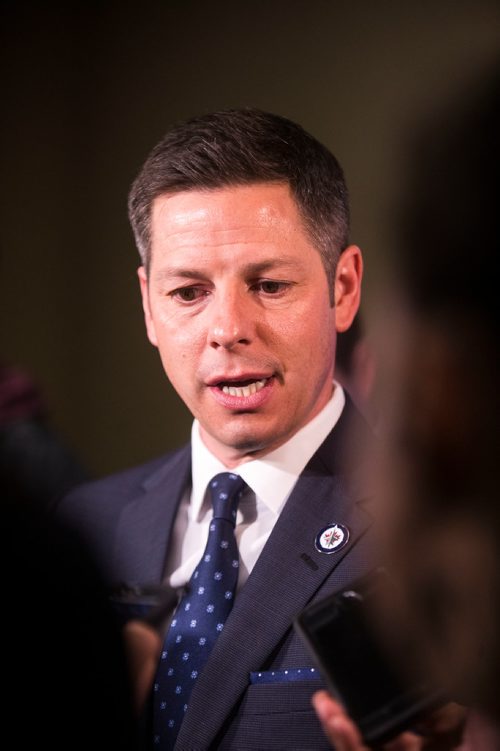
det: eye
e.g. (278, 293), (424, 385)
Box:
(252, 280), (289, 295)
(170, 286), (207, 303)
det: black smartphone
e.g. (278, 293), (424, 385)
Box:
(109, 582), (183, 630)
(294, 567), (445, 745)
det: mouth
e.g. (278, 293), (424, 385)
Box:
(206, 374), (275, 410)
(217, 377), (269, 398)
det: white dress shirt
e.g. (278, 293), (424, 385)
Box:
(163, 383), (345, 593)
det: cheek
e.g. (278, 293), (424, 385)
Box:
(154, 305), (202, 347)
(154, 316), (203, 377)
(268, 299), (334, 346)
(158, 346), (199, 406)
(277, 326), (335, 386)
(288, 307), (335, 356)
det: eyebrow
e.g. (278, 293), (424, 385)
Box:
(152, 257), (305, 283)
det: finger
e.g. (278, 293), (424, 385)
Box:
(123, 619), (162, 713)
(312, 691), (369, 750)
(384, 731), (423, 751)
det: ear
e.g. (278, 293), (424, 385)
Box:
(333, 245), (363, 332)
(138, 266), (159, 347)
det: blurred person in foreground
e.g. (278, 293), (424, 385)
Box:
(1, 364), (163, 747)
(3, 484), (142, 749)
(0, 360), (89, 508)
(312, 64), (500, 751)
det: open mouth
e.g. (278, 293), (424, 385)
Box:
(218, 378), (268, 397)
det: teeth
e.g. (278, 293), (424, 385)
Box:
(221, 379), (267, 397)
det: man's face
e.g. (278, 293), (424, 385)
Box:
(139, 183), (362, 466)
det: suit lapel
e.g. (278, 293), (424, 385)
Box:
(111, 445), (192, 585)
(176, 400), (376, 749)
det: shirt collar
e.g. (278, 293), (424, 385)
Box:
(190, 383), (345, 519)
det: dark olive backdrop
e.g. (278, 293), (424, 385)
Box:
(1, 1), (499, 477)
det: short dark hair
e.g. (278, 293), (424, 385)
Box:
(127, 108), (350, 291)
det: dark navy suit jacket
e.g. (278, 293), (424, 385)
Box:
(58, 397), (376, 750)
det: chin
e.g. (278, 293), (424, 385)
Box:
(224, 432), (269, 454)
(202, 414), (288, 460)
(210, 426), (281, 461)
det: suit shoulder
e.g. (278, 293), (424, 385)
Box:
(56, 444), (189, 514)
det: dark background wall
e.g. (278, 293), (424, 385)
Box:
(1, 1), (499, 478)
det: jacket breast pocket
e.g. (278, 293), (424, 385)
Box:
(217, 678), (331, 750)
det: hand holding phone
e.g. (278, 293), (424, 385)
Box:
(311, 690), (466, 751)
(295, 567), (446, 746)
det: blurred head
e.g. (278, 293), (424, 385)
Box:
(371, 63), (500, 720)
(128, 108), (350, 296)
(375, 312), (499, 715)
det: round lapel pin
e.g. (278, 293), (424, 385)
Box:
(315, 523), (350, 554)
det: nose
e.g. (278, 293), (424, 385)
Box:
(207, 289), (253, 350)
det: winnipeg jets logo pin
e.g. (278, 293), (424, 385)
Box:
(315, 523), (350, 554)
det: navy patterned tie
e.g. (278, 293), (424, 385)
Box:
(152, 472), (246, 749)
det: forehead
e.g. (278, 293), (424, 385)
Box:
(150, 182), (307, 250)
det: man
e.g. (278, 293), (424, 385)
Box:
(58, 108), (375, 750)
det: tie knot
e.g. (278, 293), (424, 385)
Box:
(209, 472), (246, 523)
